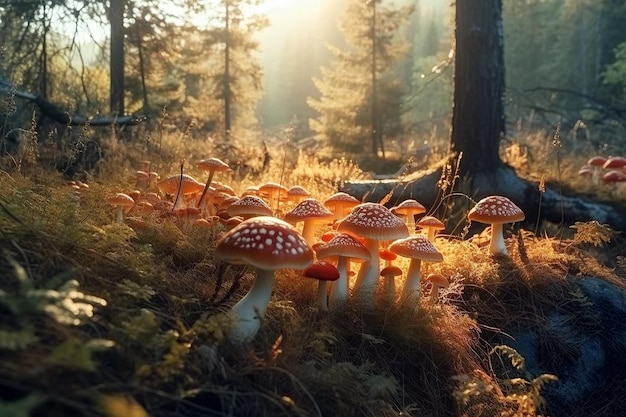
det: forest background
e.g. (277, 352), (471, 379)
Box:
(2, 0), (626, 172)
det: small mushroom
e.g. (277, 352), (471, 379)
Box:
(388, 236), (443, 305)
(416, 216), (445, 242)
(284, 198), (334, 245)
(392, 199), (426, 233)
(380, 265), (402, 304)
(426, 273), (449, 305)
(303, 261), (340, 312)
(314, 233), (371, 309)
(108, 193), (135, 224)
(196, 157), (231, 209)
(467, 196), (525, 256)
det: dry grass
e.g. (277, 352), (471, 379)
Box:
(0, 125), (624, 417)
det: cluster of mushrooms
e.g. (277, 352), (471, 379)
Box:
(103, 158), (525, 343)
(578, 155), (626, 187)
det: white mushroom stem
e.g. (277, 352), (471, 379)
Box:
(488, 222), (507, 255)
(115, 207), (124, 224)
(301, 219), (318, 246)
(228, 268), (274, 343)
(382, 275), (396, 304)
(354, 238), (380, 303)
(316, 281), (329, 312)
(400, 258), (422, 302)
(425, 227), (437, 242)
(428, 284), (443, 305)
(329, 256), (350, 309)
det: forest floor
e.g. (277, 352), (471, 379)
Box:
(0, 130), (625, 417)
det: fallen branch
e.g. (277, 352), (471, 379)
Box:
(0, 79), (145, 126)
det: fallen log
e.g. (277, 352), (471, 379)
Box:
(340, 166), (626, 233)
(0, 79), (145, 126)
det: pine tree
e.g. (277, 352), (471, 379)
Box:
(308, 0), (414, 158)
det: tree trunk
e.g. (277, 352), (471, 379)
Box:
(110, 0), (125, 116)
(339, 0), (626, 233)
(224, 0), (232, 137)
(451, 0), (505, 177)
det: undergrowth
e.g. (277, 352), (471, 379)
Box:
(0, 125), (624, 417)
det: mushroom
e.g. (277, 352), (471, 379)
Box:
(323, 192), (360, 221)
(392, 199), (426, 233)
(426, 273), (449, 305)
(336, 202), (409, 305)
(388, 236), (443, 304)
(226, 195), (273, 219)
(196, 157), (231, 209)
(284, 198), (334, 245)
(314, 233), (371, 308)
(467, 196), (525, 255)
(215, 216), (314, 343)
(303, 261), (340, 312)
(287, 185), (311, 205)
(380, 265), (402, 304)
(157, 174), (204, 212)
(587, 156), (607, 185)
(602, 156), (626, 170)
(108, 193), (135, 224)
(416, 216), (445, 242)
(259, 182), (289, 211)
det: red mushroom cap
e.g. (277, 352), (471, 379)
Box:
(587, 156), (607, 167)
(393, 199), (427, 216)
(303, 261), (340, 282)
(215, 216), (314, 270)
(314, 233), (371, 261)
(157, 174), (204, 195)
(284, 198), (334, 224)
(426, 273), (449, 288)
(337, 202), (409, 241)
(388, 236), (443, 263)
(323, 192), (360, 213)
(416, 216), (445, 231)
(380, 265), (402, 277)
(601, 170), (626, 183)
(603, 156), (626, 169)
(108, 193), (135, 208)
(226, 195), (273, 218)
(467, 196), (525, 225)
(196, 157), (230, 172)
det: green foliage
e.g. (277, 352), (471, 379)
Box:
(453, 345), (558, 417)
(308, 0), (414, 158)
(602, 42), (626, 97)
(0, 253), (106, 328)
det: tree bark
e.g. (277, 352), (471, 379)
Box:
(110, 0), (125, 116)
(451, 0), (505, 177)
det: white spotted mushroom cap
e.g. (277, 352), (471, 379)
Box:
(226, 195), (273, 218)
(314, 233), (371, 261)
(284, 198), (334, 223)
(467, 196), (525, 225)
(388, 235), (443, 262)
(337, 202), (409, 241)
(215, 216), (314, 270)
